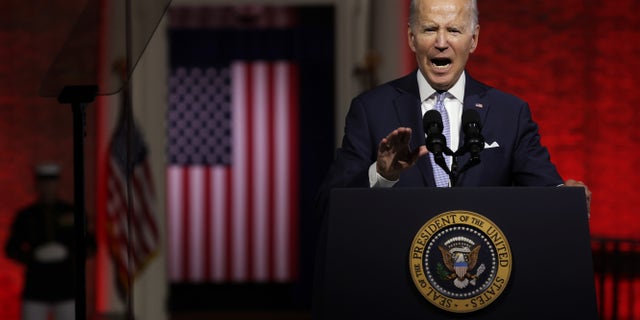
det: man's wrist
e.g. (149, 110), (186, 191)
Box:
(369, 163), (398, 188)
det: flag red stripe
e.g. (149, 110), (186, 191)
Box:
(204, 167), (212, 281)
(267, 62), (276, 282)
(224, 167), (232, 281)
(181, 169), (191, 281)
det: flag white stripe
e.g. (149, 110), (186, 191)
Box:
(274, 61), (290, 281)
(168, 166), (183, 281)
(231, 61), (248, 281)
(211, 167), (228, 282)
(252, 61), (270, 282)
(189, 166), (206, 281)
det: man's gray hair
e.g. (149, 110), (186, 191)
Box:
(408, 0), (479, 29)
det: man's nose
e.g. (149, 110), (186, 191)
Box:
(435, 31), (448, 50)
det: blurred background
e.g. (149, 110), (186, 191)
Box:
(0, 0), (638, 319)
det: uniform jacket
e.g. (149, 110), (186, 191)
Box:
(5, 200), (95, 302)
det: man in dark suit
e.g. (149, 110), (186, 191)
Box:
(317, 0), (590, 214)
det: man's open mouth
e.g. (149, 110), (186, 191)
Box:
(430, 58), (452, 69)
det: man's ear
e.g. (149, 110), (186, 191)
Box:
(470, 24), (480, 53)
(408, 25), (417, 53)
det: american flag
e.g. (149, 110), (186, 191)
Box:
(106, 105), (160, 296)
(166, 6), (301, 283)
(167, 61), (300, 283)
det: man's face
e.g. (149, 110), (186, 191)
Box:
(408, 0), (479, 91)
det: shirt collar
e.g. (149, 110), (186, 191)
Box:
(417, 70), (466, 103)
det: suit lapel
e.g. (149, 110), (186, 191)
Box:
(392, 72), (436, 187)
(457, 73), (490, 185)
(462, 73), (490, 129)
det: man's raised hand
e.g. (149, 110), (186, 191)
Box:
(376, 127), (428, 181)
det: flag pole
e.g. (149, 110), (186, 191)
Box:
(124, 0), (135, 317)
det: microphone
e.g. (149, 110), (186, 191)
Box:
(423, 110), (450, 176)
(461, 109), (485, 156)
(423, 109), (446, 155)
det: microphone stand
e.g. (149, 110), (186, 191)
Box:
(436, 144), (482, 187)
(426, 119), (484, 187)
(433, 146), (459, 187)
(455, 134), (485, 184)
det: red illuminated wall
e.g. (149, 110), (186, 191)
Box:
(0, 2), (98, 320)
(465, 0), (640, 239)
(397, 2), (640, 318)
(0, 98), (76, 319)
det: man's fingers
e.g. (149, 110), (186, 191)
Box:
(398, 128), (412, 144)
(378, 138), (391, 152)
(384, 127), (412, 146)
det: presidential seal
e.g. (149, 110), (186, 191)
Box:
(409, 210), (512, 313)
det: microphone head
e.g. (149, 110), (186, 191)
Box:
(461, 109), (484, 154)
(423, 110), (445, 153)
(423, 109), (444, 135)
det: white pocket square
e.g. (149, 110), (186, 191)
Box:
(484, 141), (500, 149)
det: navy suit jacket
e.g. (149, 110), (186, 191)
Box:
(319, 71), (563, 197)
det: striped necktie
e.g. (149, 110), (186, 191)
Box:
(429, 91), (450, 187)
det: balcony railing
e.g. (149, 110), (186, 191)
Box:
(592, 238), (640, 320)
